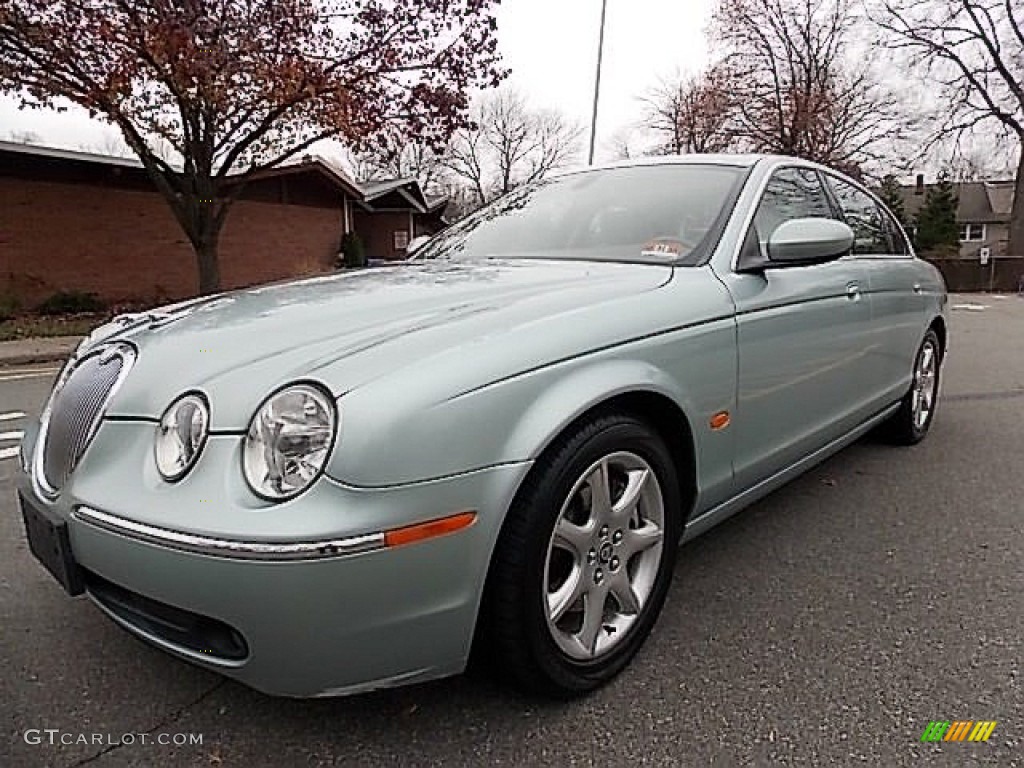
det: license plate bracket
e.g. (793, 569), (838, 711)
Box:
(19, 493), (84, 596)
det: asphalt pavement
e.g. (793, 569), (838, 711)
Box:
(2, 296), (1023, 767)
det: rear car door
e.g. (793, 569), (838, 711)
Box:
(825, 174), (924, 410)
(719, 166), (874, 490)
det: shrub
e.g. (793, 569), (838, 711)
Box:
(36, 290), (106, 315)
(340, 231), (367, 269)
(0, 292), (20, 322)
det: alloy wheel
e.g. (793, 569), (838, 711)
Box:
(912, 339), (938, 430)
(543, 451), (665, 661)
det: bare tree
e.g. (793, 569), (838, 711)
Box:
(945, 139), (1017, 181)
(443, 119), (490, 205)
(78, 130), (180, 164)
(3, 128), (39, 143)
(81, 131), (133, 158)
(442, 89), (582, 206)
(644, 67), (738, 155)
(605, 125), (641, 160)
(874, 0), (1024, 256)
(436, 180), (479, 221)
(712, 0), (904, 175)
(347, 127), (447, 193)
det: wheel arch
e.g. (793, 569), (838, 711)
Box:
(471, 381), (699, 672)
(563, 390), (698, 518)
(498, 361), (702, 524)
(929, 315), (947, 359)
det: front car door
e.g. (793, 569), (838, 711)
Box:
(824, 173), (925, 410)
(716, 165), (874, 490)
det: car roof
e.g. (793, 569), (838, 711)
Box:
(589, 153), (765, 170)
(550, 153), (829, 179)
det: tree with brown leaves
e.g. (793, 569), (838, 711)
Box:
(0, 1), (504, 293)
(874, 0), (1023, 256)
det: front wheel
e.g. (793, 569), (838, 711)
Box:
(883, 328), (942, 445)
(478, 413), (682, 697)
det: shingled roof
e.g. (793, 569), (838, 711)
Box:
(900, 179), (1015, 224)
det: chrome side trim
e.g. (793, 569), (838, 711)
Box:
(72, 506), (385, 561)
(726, 157), (783, 272)
(725, 159), (915, 273)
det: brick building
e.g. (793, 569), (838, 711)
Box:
(0, 141), (448, 305)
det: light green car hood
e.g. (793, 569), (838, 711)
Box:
(98, 259), (673, 430)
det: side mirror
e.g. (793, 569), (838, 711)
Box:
(766, 218), (854, 266)
(406, 234), (431, 257)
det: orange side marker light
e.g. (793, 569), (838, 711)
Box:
(384, 511), (477, 548)
(710, 411), (731, 430)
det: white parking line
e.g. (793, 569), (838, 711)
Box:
(0, 430), (25, 441)
(0, 370), (60, 382)
(0, 446), (20, 460)
(0, 411), (26, 421)
(0, 366), (60, 375)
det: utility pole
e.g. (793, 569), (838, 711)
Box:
(587, 0), (608, 165)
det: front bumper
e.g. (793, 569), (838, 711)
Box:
(18, 421), (530, 697)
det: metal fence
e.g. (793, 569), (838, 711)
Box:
(925, 257), (1024, 293)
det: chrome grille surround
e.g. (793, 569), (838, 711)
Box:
(33, 343), (137, 497)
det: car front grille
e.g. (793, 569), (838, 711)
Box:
(38, 344), (135, 493)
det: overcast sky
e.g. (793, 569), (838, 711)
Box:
(0, 0), (715, 162)
(498, 0), (715, 154)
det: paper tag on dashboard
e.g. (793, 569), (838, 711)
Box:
(640, 238), (685, 259)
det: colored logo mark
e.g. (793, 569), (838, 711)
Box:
(920, 720), (997, 742)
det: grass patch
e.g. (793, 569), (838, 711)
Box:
(0, 313), (108, 342)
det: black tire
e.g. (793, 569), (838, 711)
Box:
(478, 412), (683, 698)
(883, 328), (942, 445)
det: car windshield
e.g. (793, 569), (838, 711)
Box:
(412, 164), (746, 265)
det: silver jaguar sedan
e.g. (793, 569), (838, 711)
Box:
(17, 155), (947, 698)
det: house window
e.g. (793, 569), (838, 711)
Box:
(959, 223), (985, 242)
(394, 230), (410, 250)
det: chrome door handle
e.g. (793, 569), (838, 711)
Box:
(846, 282), (861, 299)
(913, 283), (922, 294)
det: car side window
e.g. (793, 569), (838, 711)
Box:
(828, 176), (894, 256)
(752, 168), (834, 254)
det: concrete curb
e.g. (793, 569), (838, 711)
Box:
(0, 337), (81, 368)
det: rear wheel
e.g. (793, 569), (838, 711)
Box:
(479, 413), (682, 697)
(883, 329), (941, 445)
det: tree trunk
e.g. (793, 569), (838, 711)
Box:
(1009, 139), (1024, 261)
(194, 237), (221, 295)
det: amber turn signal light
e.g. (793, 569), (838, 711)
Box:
(384, 511), (477, 548)
(710, 411), (731, 430)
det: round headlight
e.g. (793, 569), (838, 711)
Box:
(155, 393), (210, 482)
(242, 384), (336, 501)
